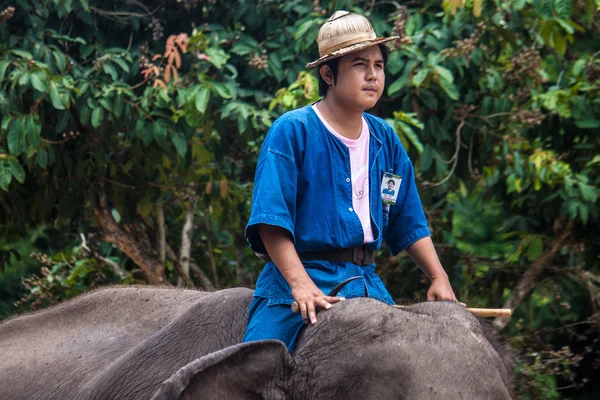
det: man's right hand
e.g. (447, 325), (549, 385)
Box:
(257, 224), (343, 324)
(291, 281), (344, 325)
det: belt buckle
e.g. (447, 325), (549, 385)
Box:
(352, 246), (365, 266)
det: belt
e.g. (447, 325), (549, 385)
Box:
(297, 246), (375, 266)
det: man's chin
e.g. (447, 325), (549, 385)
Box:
(361, 100), (380, 111)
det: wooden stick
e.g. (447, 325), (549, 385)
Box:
(394, 305), (512, 318)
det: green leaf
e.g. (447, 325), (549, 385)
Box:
(80, 0), (90, 11)
(49, 82), (66, 110)
(102, 63), (118, 80)
(527, 236), (543, 261)
(294, 20), (314, 39)
(137, 195), (153, 218)
(554, 33), (566, 55)
(81, 45), (95, 59)
(438, 78), (459, 100)
(7, 158), (25, 183)
(112, 57), (130, 73)
(579, 204), (589, 224)
(268, 53), (284, 82)
(554, 0), (571, 18)
(111, 208), (121, 223)
(10, 50), (33, 60)
(91, 107), (104, 129)
(1, 116), (11, 132)
(212, 83), (231, 99)
(0, 163), (12, 191)
(205, 47), (230, 69)
(99, 97), (112, 112)
(434, 65), (454, 83)
(18, 72), (30, 86)
(37, 150), (48, 168)
(113, 93), (123, 118)
(579, 183), (598, 202)
(575, 117), (600, 129)
(398, 122), (424, 154)
(412, 69), (429, 86)
(388, 77), (409, 97)
(153, 122), (169, 151)
(53, 52), (67, 73)
(420, 146), (434, 171)
(26, 116), (42, 148)
(195, 87), (210, 114)
(30, 71), (48, 92)
(572, 59), (586, 76)
(8, 118), (26, 155)
(0, 61), (9, 82)
(172, 132), (187, 157)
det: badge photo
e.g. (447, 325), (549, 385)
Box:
(381, 173), (401, 205)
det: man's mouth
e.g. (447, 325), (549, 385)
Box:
(363, 87), (378, 92)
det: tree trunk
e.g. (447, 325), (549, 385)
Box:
(494, 222), (572, 329)
(177, 203), (194, 286)
(156, 203), (166, 264)
(204, 211), (219, 289)
(94, 194), (166, 284)
(165, 246), (205, 289)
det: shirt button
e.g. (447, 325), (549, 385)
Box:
(349, 207), (354, 212)
(346, 178), (351, 182)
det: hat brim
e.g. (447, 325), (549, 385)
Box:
(305, 36), (399, 69)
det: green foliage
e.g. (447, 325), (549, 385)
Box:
(16, 243), (127, 311)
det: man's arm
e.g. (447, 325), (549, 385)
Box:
(405, 236), (461, 303)
(258, 224), (343, 324)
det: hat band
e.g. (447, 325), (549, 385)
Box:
(318, 31), (377, 57)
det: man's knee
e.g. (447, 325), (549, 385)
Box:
(243, 297), (304, 350)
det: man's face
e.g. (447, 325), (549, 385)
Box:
(322, 45), (385, 111)
(387, 181), (394, 190)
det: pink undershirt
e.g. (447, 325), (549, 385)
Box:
(312, 104), (374, 243)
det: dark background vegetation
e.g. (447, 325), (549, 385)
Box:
(1, 0), (599, 398)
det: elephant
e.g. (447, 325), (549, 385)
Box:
(0, 286), (513, 399)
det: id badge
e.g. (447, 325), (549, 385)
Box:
(381, 172), (402, 205)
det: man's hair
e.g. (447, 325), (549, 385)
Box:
(387, 179), (395, 185)
(317, 44), (391, 97)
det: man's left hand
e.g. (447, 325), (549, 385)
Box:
(427, 276), (466, 307)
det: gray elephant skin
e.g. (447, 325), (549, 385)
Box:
(0, 286), (513, 399)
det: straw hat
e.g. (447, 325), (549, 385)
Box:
(305, 11), (399, 69)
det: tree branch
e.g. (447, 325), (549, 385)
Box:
(423, 120), (464, 188)
(189, 263), (215, 291)
(80, 233), (124, 279)
(94, 193), (166, 284)
(165, 245), (205, 289)
(494, 221), (573, 329)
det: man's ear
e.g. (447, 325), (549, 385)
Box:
(151, 340), (293, 400)
(319, 65), (334, 86)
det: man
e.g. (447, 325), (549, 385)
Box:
(243, 11), (460, 351)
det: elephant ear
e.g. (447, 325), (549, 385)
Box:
(151, 340), (293, 400)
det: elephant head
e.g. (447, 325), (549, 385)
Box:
(151, 298), (513, 400)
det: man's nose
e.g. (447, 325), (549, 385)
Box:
(365, 64), (377, 80)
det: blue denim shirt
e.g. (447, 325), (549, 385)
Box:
(246, 105), (430, 305)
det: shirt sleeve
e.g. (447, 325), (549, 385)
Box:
(245, 118), (302, 254)
(384, 142), (431, 255)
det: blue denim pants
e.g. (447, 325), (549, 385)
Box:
(242, 296), (305, 351)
